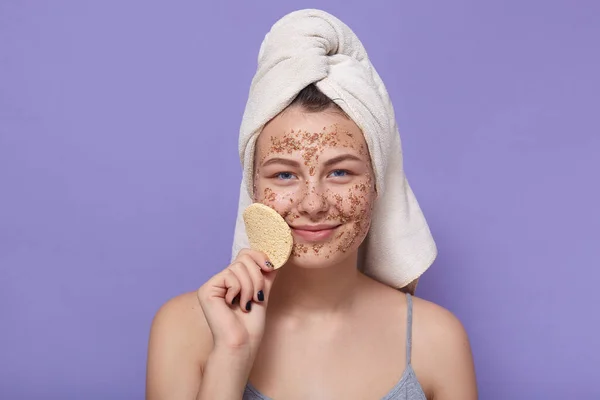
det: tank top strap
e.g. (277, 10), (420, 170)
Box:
(405, 292), (414, 366)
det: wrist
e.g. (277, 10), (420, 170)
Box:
(211, 343), (249, 356)
(198, 348), (253, 399)
(209, 345), (254, 372)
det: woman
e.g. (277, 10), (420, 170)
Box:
(146, 10), (477, 400)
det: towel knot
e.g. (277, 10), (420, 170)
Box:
(258, 13), (343, 69)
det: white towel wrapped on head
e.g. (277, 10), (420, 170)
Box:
(231, 9), (437, 292)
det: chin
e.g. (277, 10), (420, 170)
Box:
(286, 246), (354, 269)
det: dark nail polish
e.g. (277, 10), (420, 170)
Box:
(265, 261), (274, 269)
(232, 295), (239, 305)
(246, 301), (252, 311)
(257, 290), (264, 302)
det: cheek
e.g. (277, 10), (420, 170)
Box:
(329, 184), (376, 254)
(254, 181), (301, 219)
(327, 181), (375, 221)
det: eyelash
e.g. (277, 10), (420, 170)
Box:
(330, 169), (349, 178)
(274, 169), (351, 180)
(275, 172), (295, 180)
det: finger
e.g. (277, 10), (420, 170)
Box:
(197, 269), (241, 307)
(238, 248), (275, 271)
(229, 262), (255, 313)
(238, 256), (266, 303)
(238, 251), (280, 303)
(221, 269), (242, 306)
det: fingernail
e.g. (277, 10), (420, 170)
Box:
(257, 290), (264, 302)
(246, 301), (252, 311)
(265, 261), (274, 269)
(232, 295), (239, 305)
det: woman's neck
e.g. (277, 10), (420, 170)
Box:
(267, 252), (364, 319)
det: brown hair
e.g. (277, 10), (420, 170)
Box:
(288, 84), (348, 117)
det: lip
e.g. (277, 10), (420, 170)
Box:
(290, 224), (341, 242)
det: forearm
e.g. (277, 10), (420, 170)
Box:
(196, 348), (253, 400)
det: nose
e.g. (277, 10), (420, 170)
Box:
(297, 182), (329, 218)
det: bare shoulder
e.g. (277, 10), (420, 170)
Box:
(411, 296), (469, 346)
(360, 279), (470, 358)
(149, 291), (213, 349)
(411, 296), (478, 400)
(146, 291), (213, 399)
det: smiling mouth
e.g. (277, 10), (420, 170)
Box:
(290, 224), (341, 242)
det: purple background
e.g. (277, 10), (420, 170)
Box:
(1, 1), (599, 399)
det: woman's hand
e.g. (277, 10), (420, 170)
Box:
(196, 249), (278, 362)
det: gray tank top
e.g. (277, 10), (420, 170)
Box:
(243, 293), (427, 400)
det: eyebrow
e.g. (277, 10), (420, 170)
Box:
(323, 154), (363, 167)
(261, 157), (301, 168)
(261, 154), (363, 168)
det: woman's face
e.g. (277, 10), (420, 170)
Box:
(253, 107), (377, 268)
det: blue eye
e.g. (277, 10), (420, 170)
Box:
(330, 169), (348, 178)
(276, 172), (295, 180)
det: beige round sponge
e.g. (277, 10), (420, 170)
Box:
(243, 203), (293, 269)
